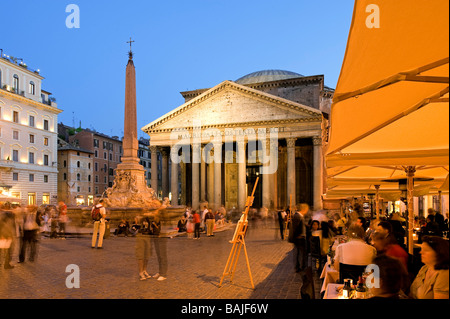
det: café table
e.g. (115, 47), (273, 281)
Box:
(320, 261), (339, 293)
(323, 283), (343, 299)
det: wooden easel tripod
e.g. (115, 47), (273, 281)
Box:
(219, 177), (259, 289)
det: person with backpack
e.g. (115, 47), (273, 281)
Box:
(91, 199), (106, 249)
(205, 209), (215, 237)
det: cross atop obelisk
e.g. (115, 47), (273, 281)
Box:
(127, 37), (135, 59)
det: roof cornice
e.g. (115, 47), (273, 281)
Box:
(0, 89), (62, 114)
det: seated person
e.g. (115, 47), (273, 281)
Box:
(334, 224), (377, 272)
(368, 255), (409, 299)
(115, 219), (130, 236)
(177, 215), (187, 232)
(409, 236), (449, 299)
(371, 231), (408, 272)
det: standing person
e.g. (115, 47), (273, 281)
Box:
(193, 210), (201, 240)
(19, 205), (41, 263)
(58, 201), (68, 239)
(409, 236), (449, 299)
(205, 209), (215, 237)
(135, 216), (152, 281)
(289, 203), (309, 272)
(0, 208), (16, 269)
(151, 211), (168, 281)
(91, 199), (106, 249)
(201, 205), (208, 234)
(277, 210), (287, 240)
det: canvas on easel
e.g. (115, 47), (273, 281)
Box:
(219, 177), (259, 289)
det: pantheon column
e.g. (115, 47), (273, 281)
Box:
(237, 140), (247, 211)
(192, 144), (201, 210)
(262, 139), (271, 209)
(214, 142), (222, 210)
(313, 136), (323, 210)
(150, 146), (158, 193)
(207, 148), (214, 205)
(286, 137), (296, 208)
(161, 148), (169, 198)
(200, 147), (206, 202)
(170, 149), (179, 206)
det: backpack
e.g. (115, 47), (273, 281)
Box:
(91, 205), (102, 221)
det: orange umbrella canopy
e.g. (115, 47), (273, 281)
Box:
(326, 0), (449, 169)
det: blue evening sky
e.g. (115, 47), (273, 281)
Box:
(1, 0), (354, 138)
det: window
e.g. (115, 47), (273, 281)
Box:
(88, 175), (91, 182)
(13, 75), (19, 93)
(44, 137), (49, 146)
(44, 175), (48, 183)
(29, 81), (35, 95)
(28, 193), (36, 205)
(109, 153), (112, 161)
(95, 150), (98, 157)
(95, 175), (99, 183)
(104, 152), (107, 159)
(44, 154), (49, 166)
(29, 115), (35, 127)
(95, 162), (98, 171)
(13, 173), (18, 181)
(42, 193), (50, 205)
(12, 150), (19, 162)
(13, 130), (19, 140)
(77, 161), (80, 168)
(13, 111), (19, 123)
(63, 173), (67, 180)
(29, 152), (35, 164)
(63, 160), (67, 167)
(43, 119), (49, 131)
(29, 134), (35, 144)
(77, 173), (81, 181)
(94, 139), (99, 148)
(29, 174), (34, 182)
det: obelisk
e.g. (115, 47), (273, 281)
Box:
(116, 44), (144, 174)
(104, 41), (160, 208)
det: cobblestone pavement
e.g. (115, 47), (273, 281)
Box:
(0, 219), (322, 299)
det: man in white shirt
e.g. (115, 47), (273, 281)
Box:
(91, 199), (107, 249)
(334, 224), (377, 271)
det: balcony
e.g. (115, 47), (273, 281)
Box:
(0, 159), (14, 172)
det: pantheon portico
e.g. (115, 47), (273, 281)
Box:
(142, 70), (333, 211)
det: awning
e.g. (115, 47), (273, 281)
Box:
(324, 0), (449, 254)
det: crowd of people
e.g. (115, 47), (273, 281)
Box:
(0, 201), (71, 269)
(179, 205), (228, 239)
(281, 203), (449, 299)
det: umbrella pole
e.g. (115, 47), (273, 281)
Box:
(405, 166), (416, 255)
(375, 185), (380, 220)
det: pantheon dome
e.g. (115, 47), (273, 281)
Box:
(235, 69), (304, 85)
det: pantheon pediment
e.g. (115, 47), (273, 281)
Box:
(142, 80), (322, 134)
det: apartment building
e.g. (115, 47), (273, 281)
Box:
(57, 138), (94, 206)
(0, 52), (61, 205)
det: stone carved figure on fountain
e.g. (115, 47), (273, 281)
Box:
(104, 170), (161, 209)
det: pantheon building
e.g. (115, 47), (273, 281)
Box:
(142, 70), (333, 212)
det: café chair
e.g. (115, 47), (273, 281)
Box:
(308, 236), (323, 271)
(338, 263), (367, 284)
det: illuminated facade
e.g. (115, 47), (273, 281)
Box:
(0, 54), (61, 205)
(143, 70), (333, 211)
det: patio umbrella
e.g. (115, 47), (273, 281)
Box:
(324, 0), (449, 254)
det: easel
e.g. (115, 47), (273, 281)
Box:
(284, 195), (293, 240)
(219, 177), (259, 289)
